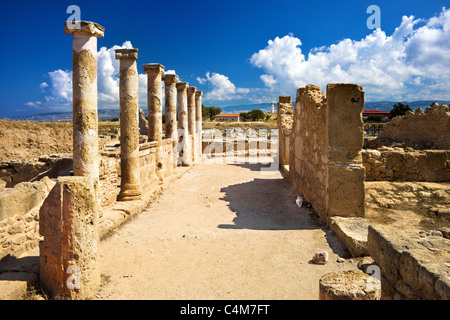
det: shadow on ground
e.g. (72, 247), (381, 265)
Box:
(218, 163), (352, 258)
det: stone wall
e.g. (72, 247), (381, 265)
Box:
(379, 104), (450, 149)
(277, 96), (293, 168)
(0, 154), (72, 188)
(368, 224), (450, 300)
(139, 139), (174, 189)
(363, 148), (450, 182)
(288, 84), (365, 222)
(0, 177), (55, 260)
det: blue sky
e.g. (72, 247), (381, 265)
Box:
(0, 0), (449, 117)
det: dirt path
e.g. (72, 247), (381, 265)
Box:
(96, 161), (358, 300)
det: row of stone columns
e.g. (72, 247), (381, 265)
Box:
(40, 20), (204, 299)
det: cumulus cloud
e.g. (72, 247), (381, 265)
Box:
(250, 7), (450, 101)
(29, 41), (151, 112)
(199, 72), (250, 101)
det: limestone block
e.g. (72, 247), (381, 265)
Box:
(327, 164), (365, 218)
(326, 84), (364, 152)
(319, 270), (381, 300)
(0, 182), (47, 221)
(329, 216), (369, 257)
(39, 176), (100, 299)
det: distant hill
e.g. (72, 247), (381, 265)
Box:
(364, 100), (450, 112)
(3, 100), (450, 122)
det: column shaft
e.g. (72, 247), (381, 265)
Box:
(177, 82), (191, 166)
(143, 64), (164, 143)
(187, 87), (197, 162)
(65, 21), (104, 180)
(163, 74), (179, 168)
(116, 48), (142, 201)
(195, 91), (203, 163)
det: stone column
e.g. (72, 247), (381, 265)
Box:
(163, 74), (179, 168)
(176, 82), (192, 166)
(143, 63), (165, 143)
(187, 86), (197, 162)
(64, 21), (104, 180)
(115, 48), (142, 201)
(195, 91), (203, 163)
(39, 176), (100, 299)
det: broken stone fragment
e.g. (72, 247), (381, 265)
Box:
(312, 251), (329, 265)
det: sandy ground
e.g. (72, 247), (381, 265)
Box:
(96, 160), (358, 300)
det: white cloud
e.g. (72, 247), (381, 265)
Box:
(30, 41), (153, 112)
(200, 72), (250, 101)
(250, 7), (450, 101)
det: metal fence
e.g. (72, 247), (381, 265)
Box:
(364, 123), (385, 137)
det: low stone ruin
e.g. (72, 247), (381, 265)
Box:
(278, 84), (450, 300)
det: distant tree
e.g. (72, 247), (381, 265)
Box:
(390, 103), (412, 118)
(367, 114), (385, 123)
(239, 112), (251, 122)
(210, 107), (222, 120)
(202, 106), (222, 121)
(265, 114), (271, 121)
(249, 109), (265, 121)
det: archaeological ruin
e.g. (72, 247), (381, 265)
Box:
(0, 20), (449, 301)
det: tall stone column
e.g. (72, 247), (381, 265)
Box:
(176, 82), (192, 166)
(115, 48), (142, 201)
(187, 86), (197, 162)
(64, 21), (104, 180)
(143, 63), (165, 143)
(163, 74), (179, 168)
(195, 90), (203, 163)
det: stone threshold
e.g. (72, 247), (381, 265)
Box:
(0, 164), (194, 300)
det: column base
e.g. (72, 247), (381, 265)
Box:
(118, 188), (143, 201)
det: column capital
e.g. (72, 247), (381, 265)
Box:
(143, 63), (165, 74)
(176, 82), (189, 90)
(187, 86), (197, 94)
(195, 90), (203, 97)
(115, 48), (138, 60)
(162, 73), (179, 84)
(64, 21), (105, 38)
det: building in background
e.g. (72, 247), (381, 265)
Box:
(215, 114), (240, 122)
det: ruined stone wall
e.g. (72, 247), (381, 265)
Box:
(289, 84), (365, 222)
(290, 85), (329, 217)
(0, 177), (55, 259)
(368, 224), (450, 300)
(363, 148), (450, 182)
(139, 139), (174, 189)
(379, 104), (450, 149)
(99, 157), (119, 207)
(277, 96), (293, 169)
(0, 154), (73, 188)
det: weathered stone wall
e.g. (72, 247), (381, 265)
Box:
(139, 139), (174, 189)
(289, 84), (365, 222)
(290, 85), (329, 218)
(0, 154), (72, 188)
(368, 224), (450, 300)
(363, 148), (450, 182)
(99, 157), (119, 207)
(277, 96), (293, 168)
(379, 104), (450, 149)
(0, 177), (55, 260)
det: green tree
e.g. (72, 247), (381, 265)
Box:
(202, 105), (222, 120)
(239, 112), (251, 122)
(249, 109), (265, 121)
(390, 103), (412, 118)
